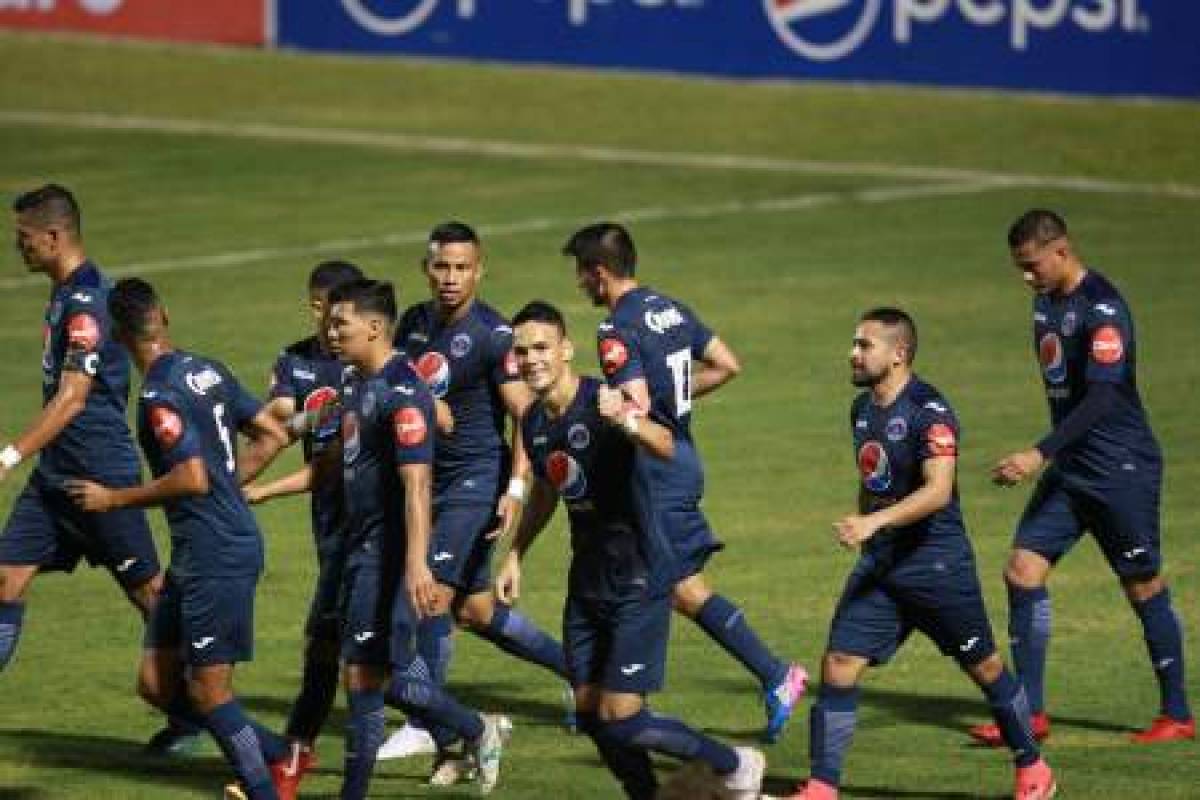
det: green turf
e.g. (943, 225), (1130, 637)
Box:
(0, 32), (1197, 799)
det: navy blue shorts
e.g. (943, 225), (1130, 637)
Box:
(828, 557), (997, 668)
(305, 540), (347, 643)
(563, 589), (671, 694)
(0, 473), (160, 588)
(429, 501), (497, 594)
(340, 560), (417, 668)
(656, 506), (723, 582)
(1014, 466), (1162, 579)
(145, 572), (257, 666)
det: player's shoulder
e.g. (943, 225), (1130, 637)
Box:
(398, 300), (433, 329)
(907, 379), (956, 419)
(283, 335), (321, 359)
(469, 300), (511, 329)
(60, 263), (109, 312)
(380, 353), (427, 395)
(1080, 269), (1130, 319)
(850, 391), (871, 418)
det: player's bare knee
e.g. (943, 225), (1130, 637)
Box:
(597, 692), (643, 723)
(822, 651), (866, 686)
(966, 653), (1005, 687)
(455, 592), (493, 630)
(0, 566), (35, 603)
(671, 577), (710, 618)
(1121, 573), (1164, 605)
(1004, 551), (1049, 589)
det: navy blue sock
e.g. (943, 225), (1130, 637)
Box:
(342, 689), (386, 800)
(1134, 589), (1192, 721)
(696, 594), (788, 689)
(809, 683), (859, 788)
(478, 603), (567, 678)
(578, 711), (658, 800)
(0, 601), (25, 672)
(204, 701), (276, 800)
(982, 669), (1040, 767)
(1007, 583), (1051, 713)
(285, 644), (340, 743)
(386, 656), (484, 742)
(603, 708), (738, 775)
(407, 613), (457, 743)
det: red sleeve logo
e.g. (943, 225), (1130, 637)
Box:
(149, 405), (184, 450)
(393, 406), (428, 448)
(599, 338), (629, 376)
(926, 423), (958, 457)
(1091, 325), (1125, 365)
(66, 313), (101, 351)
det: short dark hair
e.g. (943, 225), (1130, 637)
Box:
(563, 222), (637, 277)
(308, 260), (364, 292)
(429, 221), (480, 248)
(1007, 209), (1068, 249)
(512, 300), (567, 338)
(109, 278), (162, 339)
(328, 278), (397, 323)
(13, 184), (81, 237)
(861, 307), (918, 364)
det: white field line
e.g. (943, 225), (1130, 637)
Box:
(0, 181), (998, 290)
(3, 109), (1200, 200)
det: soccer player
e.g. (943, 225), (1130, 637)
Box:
(969, 209), (1193, 746)
(380, 222), (566, 762)
(788, 308), (1055, 800)
(323, 278), (507, 798)
(245, 260), (363, 761)
(0, 185), (161, 682)
(564, 222), (805, 743)
(497, 300), (766, 800)
(64, 278), (301, 799)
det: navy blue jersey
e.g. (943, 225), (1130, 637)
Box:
(269, 336), (349, 551)
(137, 351), (265, 578)
(396, 301), (519, 505)
(38, 262), (140, 482)
(340, 352), (436, 564)
(522, 377), (674, 599)
(1032, 269), (1160, 482)
(851, 378), (971, 571)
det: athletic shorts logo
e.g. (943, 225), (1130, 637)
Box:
(393, 406), (428, 448)
(885, 416), (908, 442)
(66, 313), (100, 351)
(599, 338), (629, 376)
(1038, 332), (1066, 384)
(191, 636), (216, 650)
(341, 0), (440, 36)
(857, 440), (891, 492)
(547, 450), (588, 501)
(1091, 325), (1124, 365)
(763, 0), (881, 62)
(925, 423), (958, 457)
(620, 663), (646, 676)
(415, 351), (451, 398)
(568, 423), (591, 451)
(149, 405), (184, 450)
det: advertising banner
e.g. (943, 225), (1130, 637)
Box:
(0, 0), (265, 46)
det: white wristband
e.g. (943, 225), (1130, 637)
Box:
(506, 477), (527, 503)
(622, 412), (640, 437)
(0, 445), (22, 470)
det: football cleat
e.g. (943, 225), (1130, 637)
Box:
(270, 740), (316, 800)
(376, 721), (437, 760)
(1014, 757), (1056, 800)
(222, 783), (248, 800)
(562, 682), (579, 734)
(764, 663), (809, 743)
(723, 746), (766, 800)
(970, 712), (1050, 747)
(472, 714), (511, 796)
(787, 777), (839, 799)
(1130, 715), (1195, 743)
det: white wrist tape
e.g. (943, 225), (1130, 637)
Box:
(506, 477), (528, 503)
(0, 445), (22, 470)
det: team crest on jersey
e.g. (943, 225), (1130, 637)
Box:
(599, 338), (628, 376)
(393, 406), (427, 447)
(568, 423), (591, 451)
(342, 411), (361, 463)
(1061, 311), (1078, 337)
(66, 313), (100, 351)
(149, 405), (184, 450)
(885, 417), (908, 442)
(547, 450), (587, 501)
(926, 424), (958, 457)
(415, 352), (451, 398)
(1091, 325), (1124, 365)
(858, 440), (892, 493)
(1038, 332), (1067, 384)
(450, 333), (472, 358)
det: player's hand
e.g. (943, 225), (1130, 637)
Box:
(596, 385), (626, 424)
(64, 479), (117, 513)
(992, 448), (1045, 486)
(243, 485), (269, 505)
(487, 494), (521, 541)
(406, 562), (438, 620)
(434, 399), (455, 435)
(834, 514), (880, 549)
(494, 552), (522, 605)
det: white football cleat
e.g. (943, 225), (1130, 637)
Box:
(472, 714), (511, 796)
(723, 746), (767, 800)
(376, 721), (436, 760)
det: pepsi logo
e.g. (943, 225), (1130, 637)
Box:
(1091, 325), (1124, 365)
(858, 440), (892, 492)
(547, 450), (587, 501)
(393, 406), (428, 448)
(599, 338), (629, 376)
(415, 351), (452, 398)
(341, 0), (440, 36)
(149, 405), (184, 450)
(1038, 332), (1067, 384)
(304, 386), (341, 435)
(764, 0), (881, 62)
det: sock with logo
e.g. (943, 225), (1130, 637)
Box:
(577, 711), (658, 800)
(809, 683), (859, 788)
(602, 708), (739, 776)
(386, 656), (484, 742)
(1134, 588), (1191, 721)
(0, 601), (25, 672)
(477, 603), (567, 678)
(204, 701), (275, 799)
(342, 688), (386, 800)
(695, 594), (788, 689)
(285, 641), (341, 744)
(1007, 583), (1051, 713)
(982, 669), (1040, 767)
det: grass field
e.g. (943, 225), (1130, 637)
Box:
(0, 31), (1198, 799)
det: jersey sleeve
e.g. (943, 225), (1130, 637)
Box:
(1083, 298), (1132, 383)
(226, 371), (265, 430)
(914, 398), (960, 461)
(144, 390), (202, 468)
(268, 351), (296, 400)
(520, 414), (545, 482)
(597, 322), (643, 386)
(489, 323), (521, 386)
(388, 383), (435, 467)
(59, 290), (108, 378)
(685, 304), (715, 359)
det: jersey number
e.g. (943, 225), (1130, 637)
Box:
(665, 349), (693, 417)
(213, 403), (236, 473)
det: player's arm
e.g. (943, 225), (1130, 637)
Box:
(66, 456), (209, 513)
(597, 384), (674, 460)
(400, 461), (437, 618)
(692, 336), (741, 400)
(495, 476), (559, 605)
(490, 378), (535, 540)
(835, 456), (956, 549)
(237, 408), (291, 484)
(0, 369), (92, 482)
(244, 463), (314, 505)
